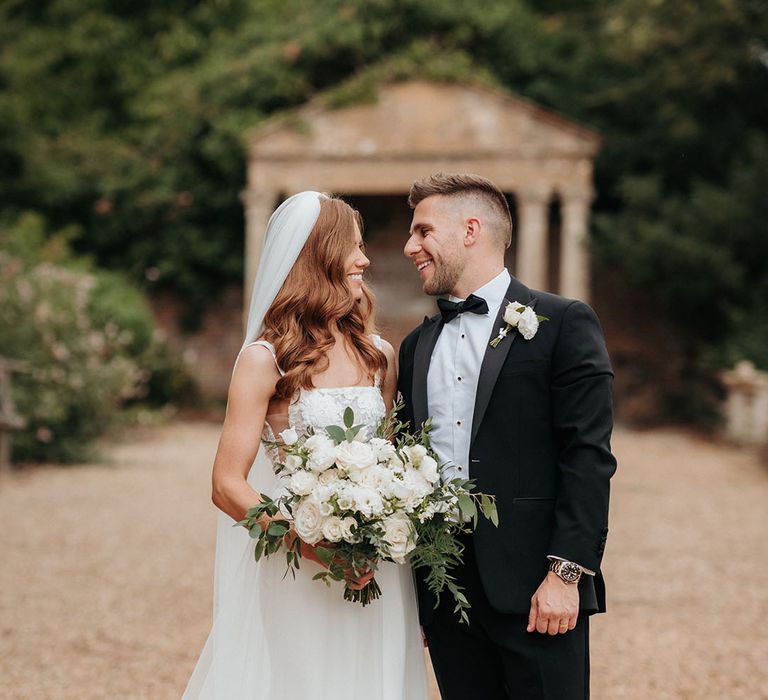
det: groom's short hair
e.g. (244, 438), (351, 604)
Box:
(408, 173), (512, 249)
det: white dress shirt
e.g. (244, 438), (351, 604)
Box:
(427, 268), (511, 482)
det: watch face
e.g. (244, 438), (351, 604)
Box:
(560, 562), (581, 582)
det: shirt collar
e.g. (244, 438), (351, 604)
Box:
(449, 268), (511, 313)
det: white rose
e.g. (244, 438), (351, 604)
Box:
(278, 427), (299, 445)
(305, 434), (337, 472)
(290, 470), (317, 496)
(356, 464), (393, 492)
(419, 455), (440, 484)
(321, 516), (345, 543)
(340, 516), (359, 542)
(283, 454), (303, 473)
(517, 306), (539, 340)
(503, 301), (524, 327)
(334, 441), (377, 472)
(293, 498), (323, 545)
(381, 514), (416, 564)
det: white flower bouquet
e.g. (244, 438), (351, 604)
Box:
(239, 402), (498, 619)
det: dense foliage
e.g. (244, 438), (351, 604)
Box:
(1, 0), (766, 386)
(0, 213), (191, 461)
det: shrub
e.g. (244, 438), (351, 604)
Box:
(0, 213), (190, 462)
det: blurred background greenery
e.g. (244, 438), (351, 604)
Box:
(1, 0), (766, 461)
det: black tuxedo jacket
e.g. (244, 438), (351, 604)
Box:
(398, 277), (616, 623)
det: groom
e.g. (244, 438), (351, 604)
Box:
(397, 173), (616, 699)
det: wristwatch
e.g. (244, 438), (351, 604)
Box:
(548, 559), (583, 584)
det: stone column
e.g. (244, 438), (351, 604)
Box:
(241, 188), (278, 328)
(559, 188), (593, 302)
(516, 188), (550, 290)
(721, 361), (768, 444)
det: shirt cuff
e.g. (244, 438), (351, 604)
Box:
(547, 554), (595, 576)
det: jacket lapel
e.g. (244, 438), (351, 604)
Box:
(470, 280), (535, 446)
(412, 315), (443, 430)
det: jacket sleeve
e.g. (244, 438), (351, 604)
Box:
(396, 331), (417, 431)
(548, 300), (617, 573)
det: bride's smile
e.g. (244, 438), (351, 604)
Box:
(344, 223), (370, 300)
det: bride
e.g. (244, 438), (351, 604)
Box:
(183, 191), (429, 699)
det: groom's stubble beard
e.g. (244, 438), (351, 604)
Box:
(423, 249), (466, 297)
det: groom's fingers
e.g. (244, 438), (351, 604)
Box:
(568, 612), (578, 631)
(526, 598), (538, 632)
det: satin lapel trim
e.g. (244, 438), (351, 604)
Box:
(412, 316), (443, 430)
(470, 296), (537, 446)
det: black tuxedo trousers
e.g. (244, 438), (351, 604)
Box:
(397, 279), (616, 698)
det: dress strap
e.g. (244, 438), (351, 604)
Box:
(247, 339), (286, 376)
(372, 334), (383, 388)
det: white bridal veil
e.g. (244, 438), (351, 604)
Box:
(183, 191), (326, 699)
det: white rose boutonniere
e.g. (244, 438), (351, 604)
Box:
(490, 301), (549, 347)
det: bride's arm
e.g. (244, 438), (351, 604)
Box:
(211, 344), (279, 524)
(379, 338), (398, 413)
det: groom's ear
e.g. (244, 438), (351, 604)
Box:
(463, 217), (481, 247)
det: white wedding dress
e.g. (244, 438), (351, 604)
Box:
(183, 339), (428, 700)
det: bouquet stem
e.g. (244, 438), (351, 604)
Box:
(343, 577), (382, 606)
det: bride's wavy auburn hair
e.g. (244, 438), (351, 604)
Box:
(262, 196), (386, 399)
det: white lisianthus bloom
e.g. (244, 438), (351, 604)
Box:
(321, 515), (345, 543)
(503, 301), (524, 327)
(402, 468), (433, 511)
(382, 514), (416, 564)
(402, 444), (427, 467)
(312, 485), (336, 516)
(351, 486), (385, 517)
(352, 425), (369, 442)
(335, 486), (355, 512)
(278, 427), (299, 445)
(318, 467), (341, 486)
(419, 455), (440, 484)
(290, 470), (318, 496)
(305, 434), (337, 472)
(293, 498), (323, 545)
(417, 502), (437, 523)
(340, 516), (359, 542)
(283, 454), (303, 473)
(388, 452), (405, 473)
(370, 437), (397, 461)
(517, 306), (539, 340)
(335, 441), (377, 472)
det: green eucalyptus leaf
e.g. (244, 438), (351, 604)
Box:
(457, 494), (476, 519)
(343, 406), (354, 428)
(325, 425), (347, 445)
(315, 546), (334, 565)
(267, 521), (289, 537)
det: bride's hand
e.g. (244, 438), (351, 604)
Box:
(300, 537), (376, 589)
(345, 566), (375, 590)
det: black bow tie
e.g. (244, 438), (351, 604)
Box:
(437, 294), (489, 323)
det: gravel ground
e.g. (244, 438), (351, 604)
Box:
(1, 422), (766, 699)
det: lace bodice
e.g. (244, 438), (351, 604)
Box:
(287, 385), (386, 437)
(250, 339), (386, 463)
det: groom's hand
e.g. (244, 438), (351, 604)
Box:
(526, 572), (579, 635)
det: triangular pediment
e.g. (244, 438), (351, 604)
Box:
(248, 81), (600, 161)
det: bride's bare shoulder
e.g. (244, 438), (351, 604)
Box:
(376, 336), (397, 368)
(232, 343), (281, 385)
